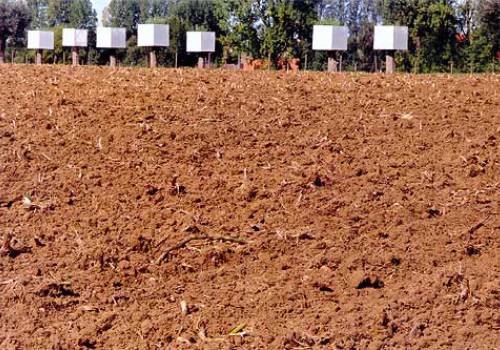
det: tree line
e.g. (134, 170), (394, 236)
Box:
(0, 0), (498, 72)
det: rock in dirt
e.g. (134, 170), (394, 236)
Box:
(351, 271), (384, 289)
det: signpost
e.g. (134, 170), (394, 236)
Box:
(186, 31), (216, 69)
(137, 24), (170, 68)
(27, 31), (54, 65)
(62, 29), (88, 66)
(373, 26), (408, 73)
(96, 27), (126, 67)
(312, 25), (349, 72)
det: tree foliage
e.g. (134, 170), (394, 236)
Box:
(214, 0), (259, 58)
(3, 0), (499, 71)
(477, 0), (499, 54)
(0, 0), (31, 62)
(46, 0), (96, 28)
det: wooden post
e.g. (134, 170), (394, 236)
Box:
(207, 52), (212, 68)
(385, 54), (395, 74)
(36, 49), (42, 65)
(149, 49), (157, 68)
(110, 54), (116, 67)
(175, 50), (178, 68)
(197, 57), (204, 69)
(72, 47), (79, 66)
(327, 51), (338, 72)
(0, 41), (4, 64)
(339, 54), (343, 72)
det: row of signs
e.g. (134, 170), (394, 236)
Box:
(28, 25), (214, 52)
(313, 25), (408, 51)
(28, 24), (408, 52)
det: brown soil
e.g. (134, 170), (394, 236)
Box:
(0, 66), (499, 349)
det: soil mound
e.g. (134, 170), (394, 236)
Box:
(0, 66), (499, 349)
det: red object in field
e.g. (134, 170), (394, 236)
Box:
(243, 59), (270, 71)
(277, 58), (287, 70)
(277, 57), (300, 72)
(289, 58), (300, 72)
(242, 58), (299, 71)
(455, 33), (467, 43)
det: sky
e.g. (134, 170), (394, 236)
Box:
(92, 0), (109, 24)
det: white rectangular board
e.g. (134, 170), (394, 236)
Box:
(27, 31), (54, 50)
(137, 24), (169, 47)
(373, 25), (408, 51)
(312, 25), (348, 51)
(62, 28), (88, 47)
(186, 31), (215, 52)
(96, 27), (126, 48)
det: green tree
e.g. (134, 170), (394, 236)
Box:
(136, 0), (169, 21)
(172, 0), (219, 31)
(381, 0), (458, 72)
(0, 0), (31, 63)
(169, 0), (222, 66)
(167, 14), (187, 67)
(46, 0), (96, 28)
(260, 1), (297, 62)
(477, 0), (499, 55)
(26, 0), (48, 28)
(464, 28), (494, 71)
(68, 0), (97, 29)
(456, 0), (477, 37)
(104, 0), (141, 35)
(47, 0), (71, 25)
(214, 0), (259, 61)
(413, 1), (458, 72)
(457, 0), (499, 72)
(257, 0), (319, 65)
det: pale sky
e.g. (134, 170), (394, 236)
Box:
(92, 0), (109, 24)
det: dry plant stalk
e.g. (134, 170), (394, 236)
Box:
(180, 300), (189, 315)
(156, 233), (245, 264)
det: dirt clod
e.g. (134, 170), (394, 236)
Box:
(0, 67), (498, 349)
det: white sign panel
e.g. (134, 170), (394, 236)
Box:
(312, 25), (348, 51)
(374, 26), (408, 51)
(137, 24), (169, 47)
(96, 27), (126, 48)
(27, 31), (54, 50)
(186, 31), (215, 52)
(62, 28), (88, 47)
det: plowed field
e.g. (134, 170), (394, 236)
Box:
(0, 66), (499, 349)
